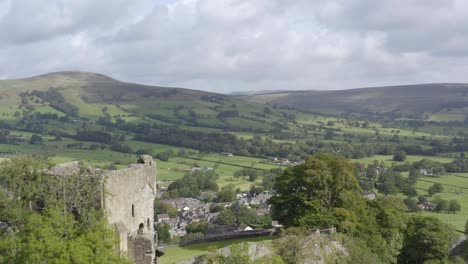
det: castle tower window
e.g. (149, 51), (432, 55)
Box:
(147, 218), (150, 229)
(132, 204), (135, 217)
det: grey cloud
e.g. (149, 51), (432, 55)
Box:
(0, 0), (152, 44)
(1, 0), (468, 92)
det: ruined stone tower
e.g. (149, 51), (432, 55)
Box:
(51, 155), (157, 263)
(103, 155), (157, 264)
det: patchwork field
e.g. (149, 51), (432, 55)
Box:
(414, 173), (468, 231)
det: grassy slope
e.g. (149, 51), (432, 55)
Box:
(3, 72), (468, 223)
(242, 83), (468, 120)
(159, 236), (276, 264)
(412, 173), (468, 231)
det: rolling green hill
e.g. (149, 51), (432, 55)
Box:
(241, 83), (468, 120)
(0, 71), (298, 132)
(3, 71), (468, 231)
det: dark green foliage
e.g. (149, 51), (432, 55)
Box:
(273, 227), (309, 264)
(270, 155), (460, 263)
(154, 199), (178, 218)
(209, 204), (224, 213)
(216, 184), (236, 202)
(449, 199), (461, 213)
(377, 169), (404, 195)
(185, 221), (208, 234)
(217, 110), (239, 118)
(166, 170), (219, 198)
(413, 159), (445, 176)
(398, 216), (457, 264)
(402, 185), (417, 197)
(428, 183), (444, 196)
(407, 168), (420, 185)
(217, 209), (236, 226)
(155, 223), (171, 243)
(109, 142), (134, 154)
(403, 198), (420, 212)
(261, 172), (277, 191)
(465, 220), (468, 235)
(155, 149), (175, 161)
(393, 150), (407, 161)
(74, 130), (114, 144)
(0, 156), (129, 263)
(270, 154), (361, 228)
(30, 89), (79, 116)
(233, 168), (260, 182)
(341, 235), (385, 264)
(231, 203), (258, 226)
(451, 158), (468, 172)
(434, 199), (449, 213)
(29, 134), (43, 145)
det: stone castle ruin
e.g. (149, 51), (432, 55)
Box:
(51, 155), (157, 264)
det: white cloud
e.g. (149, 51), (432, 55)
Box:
(1, 0), (468, 92)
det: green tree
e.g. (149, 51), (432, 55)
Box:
(155, 223), (171, 243)
(402, 185), (418, 197)
(393, 150), (407, 162)
(428, 183), (443, 197)
(449, 199), (461, 213)
(155, 150), (175, 161)
(433, 183), (444, 193)
(154, 199), (178, 218)
(407, 168), (420, 185)
(235, 206), (258, 226)
(399, 216), (456, 263)
(403, 198), (419, 212)
(29, 134), (43, 145)
(0, 157), (129, 263)
(273, 228), (309, 264)
(185, 221), (208, 234)
(217, 209), (236, 226)
(434, 200), (449, 213)
(216, 184), (236, 202)
(270, 154), (361, 228)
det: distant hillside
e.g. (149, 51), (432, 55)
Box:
(241, 84), (468, 121)
(0, 71), (218, 104)
(0, 71), (297, 132)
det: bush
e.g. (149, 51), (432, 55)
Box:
(393, 150), (407, 162)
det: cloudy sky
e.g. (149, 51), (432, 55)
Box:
(1, 0), (468, 92)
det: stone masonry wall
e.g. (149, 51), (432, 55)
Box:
(103, 155), (156, 263)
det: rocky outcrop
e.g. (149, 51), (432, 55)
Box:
(177, 230), (348, 264)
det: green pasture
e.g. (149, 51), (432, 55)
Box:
(168, 156), (268, 190)
(75, 102), (127, 119)
(158, 236), (276, 264)
(413, 173), (468, 230)
(352, 155), (454, 165)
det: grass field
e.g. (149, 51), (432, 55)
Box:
(158, 236), (276, 264)
(0, 139), (280, 190)
(412, 173), (468, 231)
(353, 155), (454, 165)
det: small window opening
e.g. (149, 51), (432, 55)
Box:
(132, 204), (135, 217)
(147, 218), (150, 229)
(138, 223), (144, 234)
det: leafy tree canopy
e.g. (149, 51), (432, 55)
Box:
(270, 154), (361, 228)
